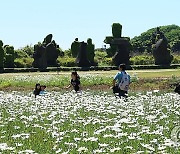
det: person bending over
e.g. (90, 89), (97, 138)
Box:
(67, 71), (81, 92)
(33, 83), (41, 98)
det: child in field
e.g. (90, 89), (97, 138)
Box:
(67, 71), (81, 92)
(33, 83), (41, 98)
(39, 85), (47, 95)
(112, 64), (130, 98)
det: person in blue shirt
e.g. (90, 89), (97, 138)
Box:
(39, 85), (47, 95)
(112, 64), (130, 98)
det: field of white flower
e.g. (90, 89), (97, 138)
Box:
(0, 91), (179, 153)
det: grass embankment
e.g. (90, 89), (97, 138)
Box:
(0, 69), (180, 92)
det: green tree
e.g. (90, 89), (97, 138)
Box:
(131, 24), (180, 53)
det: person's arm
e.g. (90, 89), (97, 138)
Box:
(66, 79), (72, 89)
(112, 79), (116, 87)
(128, 74), (131, 84)
(112, 73), (120, 87)
(66, 84), (72, 89)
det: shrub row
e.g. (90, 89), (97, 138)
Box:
(12, 54), (180, 68)
(2, 64), (180, 73)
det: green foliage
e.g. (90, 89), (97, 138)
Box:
(172, 54), (180, 64)
(94, 51), (113, 66)
(106, 44), (117, 57)
(87, 38), (95, 63)
(57, 57), (76, 67)
(130, 55), (155, 65)
(4, 45), (15, 68)
(131, 24), (180, 53)
(14, 49), (29, 58)
(104, 23), (126, 57)
(112, 23), (122, 38)
(21, 45), (34, 57)
(14, 58), (34, 68)
(64, 49), (72, 57)
(0, 40), (5, 69)
(56, 48), (64, 57)
(104, 36), (113, 44)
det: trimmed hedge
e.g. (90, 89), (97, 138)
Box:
(2, 64), (180, 73)
(57, 57), (76, 67)
(130, 55), (154, 65)
(14, 58), (33, 68)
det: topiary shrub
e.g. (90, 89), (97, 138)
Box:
(71, 38), (80, 58)
(112, 23), (122, 38)
(87, 38), (95, 64)
(0, 40), (5, 70)
(4, 45), (15, 68)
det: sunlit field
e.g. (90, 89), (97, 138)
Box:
(0, 91), (179, 153)
(0, 69), (180, 92)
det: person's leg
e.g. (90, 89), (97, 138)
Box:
(119, 90), (128, 98)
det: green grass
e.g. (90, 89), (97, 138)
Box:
(0, 69), (179, 91)
(0, 91), (179, 153)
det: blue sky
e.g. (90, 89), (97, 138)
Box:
(0, 0), (180, 50)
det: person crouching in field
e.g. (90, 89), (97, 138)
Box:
(39, 85), (47, 95)
(67, 71), (81, 92)
(33, 83), (41, 98)
(112, 64), (130, 98)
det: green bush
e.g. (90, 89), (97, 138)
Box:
(172, 54), (180, 64)
(14, 58), (33, 68)
(15, 49), (29, 58)
(57, 57), (76, 67)
(94, 51), (113, 66)
(130, 55), (154, 65)
(21, 45), (34, 57)
(64, 49), (72, 57)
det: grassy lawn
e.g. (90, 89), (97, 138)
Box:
(0, 70), (179, 153)
(0, 69), (179, 92)
(0, 91), (179, 153)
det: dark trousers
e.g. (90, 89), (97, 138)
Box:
(174, 85), (180, 94)
(113, 85), (128, 98)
